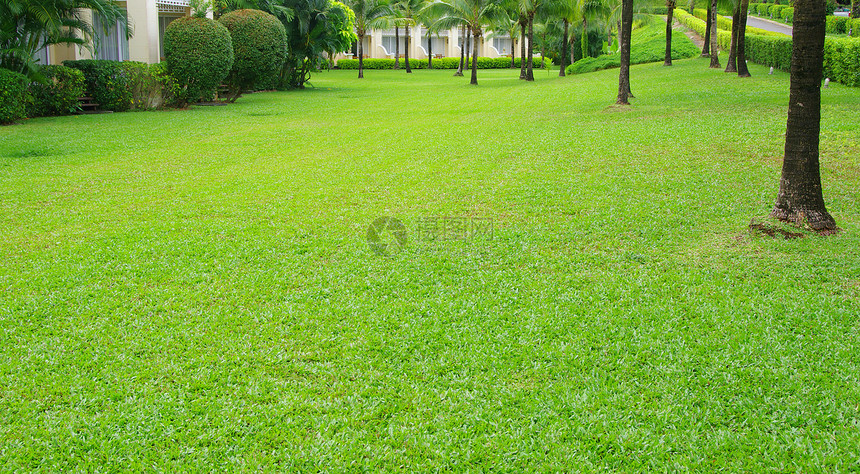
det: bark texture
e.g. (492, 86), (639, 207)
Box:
(737, 0), (751, 77)
(770, 0), (836, 231)
(455, 25), (465, 76)
(394, 26), (400, 69)
(702, 4), (712, 56)
(560, 20), (568, 76)
(725, 5), (739, 72)
(519, 21), (527, 79)
(526, 14), (535, 81)
(470, 28), (479, 85)
(405, 25), (412, 73)
(358, 33), (365, 78)
(709, 0), (720, 67)
(616, 0), (633, 104)
(664, 0), (675, 66)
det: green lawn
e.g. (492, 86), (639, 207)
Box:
(1, 58), (859, 470)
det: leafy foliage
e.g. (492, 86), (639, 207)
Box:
(0, 67), (28, 124)
(63, 59), (134, 111)
(220, 9), (287, 96)
(0, 0), (128, 79)
(25, 65), (84, 117)
(164, 16), (234, 105)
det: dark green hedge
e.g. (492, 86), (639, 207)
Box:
(219, 9), (286, 92)
(26, 65), (85, 117)
(0, 68), (28, 124)
(676, 9), (860, 86)
(336, 56), (547, 70)
(63, 59), (134, 111)
(164, 16), (234, 105)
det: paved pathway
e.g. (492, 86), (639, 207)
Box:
(742, 15), (793, 36)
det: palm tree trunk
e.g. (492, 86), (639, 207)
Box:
(456, 24), (465, 76)
(725, 4), (740, 72)
(358, 33), (364, 78)
(582, 18), (589, 59)
(395, 25), (400, 69)
(520, 21), (527, 79)
(526, 13), (535, 81)
(770, 0), (836, 231)
(405, 24), (412, 73)
(428, 31), (433, 69)
(511, 36), (516, 68)
(559, 19), (568, 76)
(737, 0), (751, 77)
(702, 3), (712, 56)
(709, 0), (721, 68)
(470, 28), (479, 85)
(664, 0), (675, 66)
(465, 28), (471, 70)
(616, 0), (633, 104)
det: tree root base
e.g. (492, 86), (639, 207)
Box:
(749, 216), (840, 239)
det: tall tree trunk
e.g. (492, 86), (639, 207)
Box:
(358, 33), (364, 78)
(570, 34), (575, 65)
(702, 3), (712, 56)
(770, 0), (836, 231)
(405, 24), (412, 73)
(725, 4), (740, 72)
(511, 36), (517, 68)
(526, 13), (535, 81)
(520, 21), (527, 78)
(470, 28), (479, 85)
(428, 32), (433, 69)
(709, 0), (721, 68)
(456, 24), (465, 76)
(582, 18), (589, 59)
(465, 28), (471, 70)
(395, 25), (400, 69)
(617, 0), (633, 104)
(737, 0), (751, 76)
(664, 0), (675, 66)
(560, 19), (568, 76)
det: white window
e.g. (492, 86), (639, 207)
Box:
(94, 10), (129, 61)
(159, 15), (182, 58)
(492, 37), (512, 56)
(421, 36), (446, 56)
(381, 35), (406, 56)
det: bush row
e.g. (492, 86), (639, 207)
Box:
(336, 56), (548, 70)
(825, 16), (860, 36)
(748, 3), (794, 24)
(692, 8), (783, 37)
(64, 60), (179, 111)
(27, 65), (85, 117)
(1, 68), (29, 124)
(676, 9), (860, 86)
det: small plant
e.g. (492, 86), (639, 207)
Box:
(164, 16), (234, 106)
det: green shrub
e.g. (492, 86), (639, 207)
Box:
(823, 37), (860, 86)
(756, 3), (770, 15)
(850, 19), (860, 37)
(63, 59), (133, 112)
(123, 62), (183, 109)
(336, 56), (547, 70)
(781, 7), (794, 24)
(0, 68), (28, 124)
(826, 16), (849, 34)
(164, 16), (234, 105)
(219, 9), (287, 94)
(769, 4), (785, 18)
(566, 18), (699, 74)
(26, 65), (84, 117)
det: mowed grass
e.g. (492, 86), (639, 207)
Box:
(1, 57), (859, 471)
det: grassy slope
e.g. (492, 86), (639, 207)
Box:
(567, 17), (700, 74)
(1, 59), (859, 470)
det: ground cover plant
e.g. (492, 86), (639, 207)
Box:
(1, 60), (859, 470)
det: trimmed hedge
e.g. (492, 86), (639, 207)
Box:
(219, 9), (287, 92)
(26, 65), (85, 117)
(63, 59), (133, 112)
(676, 9), (860, 86)
(780, 7), (794, 24)
(565, 18), (699, 74)
(1, 68), (29, 124)
(769, 4), (786, 18)
(164, 16), (234, 105)
(337, 56), (547, 70)
(826, 16), (849, 35)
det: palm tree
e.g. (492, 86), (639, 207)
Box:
(701, 1), (711, 56)
(425, 0), (506, 85)
(347, 0), (391, 78)
(725, 0), (739, 72)
(735, 0), (750, 77)
(664, 0), (675, 66)
(0, 0), (129, 78)
(579, 0), (608, 62)
(395, 0), (423, 72)
(708, 0), (719, 67)
(769, 0), (836, 232)
(489, 15), (520, 68)
(615, 0), (632, 104)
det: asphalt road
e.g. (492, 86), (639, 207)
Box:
(743, 16), (793, 36)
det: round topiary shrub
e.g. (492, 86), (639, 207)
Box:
(164, 16), (234, 105)
(0, 68), (29, 124)
(219, 9), (287, 99)
(27, 65), (86, 117)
